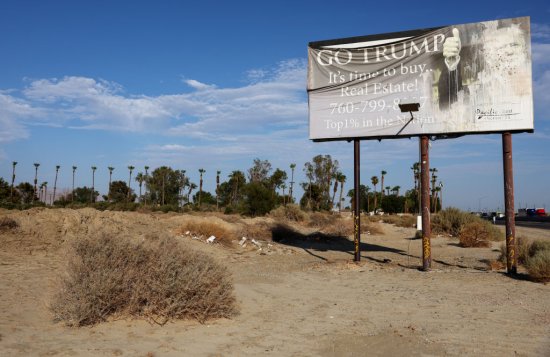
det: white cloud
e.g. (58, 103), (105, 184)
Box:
(532, 23), (550, 41)
(4, 59), (307, 137)
(184, 79), (216, 90)
(532, 42), (550, 71)
(533, 70), (550, 121)
(0, 93), (36, 143)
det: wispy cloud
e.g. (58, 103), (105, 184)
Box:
(0, 93), (37, 143)
(532, 23), (550, 41)
(5, 59), (307, 138)
(533, 69), (550, 120)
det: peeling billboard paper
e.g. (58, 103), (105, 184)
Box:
(307, 17), (534, 141)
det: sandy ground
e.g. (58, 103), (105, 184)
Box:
(0, 208), (549, 356)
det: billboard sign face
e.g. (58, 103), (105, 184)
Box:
(308, 17), (534, 141)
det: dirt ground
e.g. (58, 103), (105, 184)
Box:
(1, 208), (549, 356)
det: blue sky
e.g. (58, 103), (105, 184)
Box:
(1, 0), (549, 211)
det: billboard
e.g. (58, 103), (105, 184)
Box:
(308, 17), (534, 141)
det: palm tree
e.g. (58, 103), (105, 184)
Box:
(331, 172), (343, 210)
(365, 185), (371, 213)
(325, 160), (334, 207)
(40, 182), (48, 203)
(107, 166), (115, 201)
(392, 185), (401, 196)
(411, 162), (420, 191)
(438, 182), (444, 211)
(10, 161), (17, 199)
(135, 172), (144, 202)
(385, 186), (390, 196)
(52, 165), (60, 204)
(289, 163), (296, 203)
(127, 166), (135, 202)
(178, 170), (187, 206)
(33, 163), (40, 202)
(144, 166), (150, 206)
(371, 176), (379, 211)
(72, 166), (77, 203)
(90, 166), (97, 203)
(304, 163), (314, 209)
(338, 173), (346, 212)
(380, 170), (387, 197)
(434, 186), (442, 213)
(281, 183), (287, 205)
(228, 170), (242, 205)
(187, 182), (197, 203)
(198, 168), (205, 207)
(38, 182), (44, 202)
(160, 167), (167, 205)
(411, 162), (421, 214)
(216, 170), (221, 210)
(430, 168), (438, 211)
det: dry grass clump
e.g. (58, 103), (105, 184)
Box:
(305, 212), (383, 237)
(269, 204), (307, 222)
(458, 221), (492, 247)
(374, 215), (416, 228)
(525, 240), (550, 281)
(525, 247), (550, 281)
(51, 234), (237, 326)
(432, 207), (473, 237)
(307, 211), (339, 228)
(238, 221), (274, 241)
(0, 216), (19, 232)
(498, 239), (550, 281)
(177, 220), (236, 246)
(433, 207), (502, 242)
(499, 236), (531, 265)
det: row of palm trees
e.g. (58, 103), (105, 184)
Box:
(7, 161), (441, 212)
(7, 162), (301, 207)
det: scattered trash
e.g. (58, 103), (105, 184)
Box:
(192, 236), (200, 240)
(185, 231), (190, 235)
(251, 239), (261, 248)
(239, 237), (247, 246)
(206, 236), (216, 243)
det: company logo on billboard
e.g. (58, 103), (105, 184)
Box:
(475, 103), (521, 122)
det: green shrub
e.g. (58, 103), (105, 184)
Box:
(51, 234), (237, 326)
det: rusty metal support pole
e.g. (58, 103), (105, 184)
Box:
(502, 133), (517, 274)
(420, 136), (431, 270)
(353, 139), (361, 262)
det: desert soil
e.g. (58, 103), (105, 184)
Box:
(1, 208), (549, 356)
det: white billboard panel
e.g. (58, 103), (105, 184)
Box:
(308, 17), (534, 141)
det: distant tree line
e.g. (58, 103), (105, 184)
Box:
(0, 157), (442, 215)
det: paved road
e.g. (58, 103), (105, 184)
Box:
(494, 219), (550, 230)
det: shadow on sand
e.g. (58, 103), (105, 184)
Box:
(271, 223), (406, 263)
(271, 223), (501, 272)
